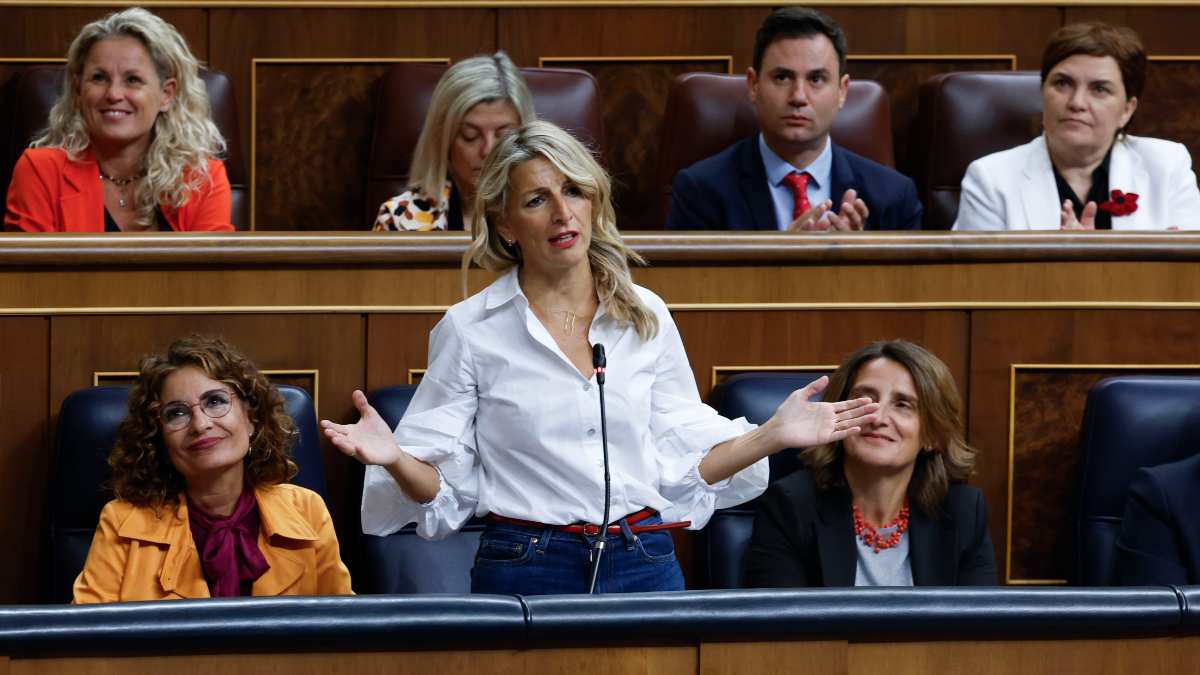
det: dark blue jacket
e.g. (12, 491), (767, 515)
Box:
(666, 135), (922, 230)
(1116, 452), (1200, 585)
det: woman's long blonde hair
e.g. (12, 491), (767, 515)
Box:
(463, 120), (658, 341)
(33, 7), (225, 228)
(409, 52), (535, 208)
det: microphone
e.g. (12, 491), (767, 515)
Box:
(587, 344), (611, 594)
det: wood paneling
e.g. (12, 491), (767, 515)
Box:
(0, 318), (48, 603)
(543, 57), (732, 230)
(846, 637), (1198, 675)
(9, 647), (695, 675)
(968, 310), (1200, 584)
(253, 61), (397, 230)
(0, 8), (207, 60)
(673, 310), (968, 402)
(207, 7), (496, 215)
(1136, 60), (1200, 171)
(700, 641), (846, 675)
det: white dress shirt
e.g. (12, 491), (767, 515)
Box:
(361, 268), (767, 540)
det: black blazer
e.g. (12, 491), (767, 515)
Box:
(1116, 452), (1200, 585)
(665, 135), (922, 231)
(744, 470), (997, 587)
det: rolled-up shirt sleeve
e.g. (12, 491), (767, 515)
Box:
(360, 313), (481, 540)
(649, 307), (768, 529)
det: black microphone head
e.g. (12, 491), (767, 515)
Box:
(591, 343), (606, 369)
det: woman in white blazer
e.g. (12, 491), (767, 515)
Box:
(954, 22), (1200, 231)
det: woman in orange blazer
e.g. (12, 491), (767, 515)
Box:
(73, 335), (352, 602)
(4, 8), (232, 232)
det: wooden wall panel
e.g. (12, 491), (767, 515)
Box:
(365, 314), (443, 391)
(0, 8), (207, 60)
(968, 310), (1200, 585)
(542, 57), (732, 229)
(47, 315), (366, 583)
(207, 8), (496, 228)
(0, 318), (48, 603)
(1136, 60), (1200, 172)
(253, 62), (398, 230)
(701, 641), (846, 675)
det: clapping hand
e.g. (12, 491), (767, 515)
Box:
(1060, 200), (1097, 230)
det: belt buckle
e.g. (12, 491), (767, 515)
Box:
(582, 524), (600, 536)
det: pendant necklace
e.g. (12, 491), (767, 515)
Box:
(99, 168), (146, 208)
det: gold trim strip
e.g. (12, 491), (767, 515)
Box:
(539, 54), (734, 75)
(848, 53), (1018, 70)
(93, 369), (321, 415)
(249, 56), (448, 231)
(407, 368), (426, 385)
(710, 364), (836, 391)
(1004, 362), (1200, 585)
(9, 300), (1200, 316)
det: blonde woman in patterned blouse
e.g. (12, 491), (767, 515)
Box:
(374, 52), (535, 232)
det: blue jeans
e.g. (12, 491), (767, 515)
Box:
(470, 512), (686, 595)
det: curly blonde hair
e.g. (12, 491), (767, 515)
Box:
(33, 7), (225, 229)
(409, 52), (535, 209)
(463, 120), (658, 341)
(109, 335), (297, 509)
(801, 340), (978, 516)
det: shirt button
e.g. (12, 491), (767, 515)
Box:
(587, 428), (596, 436)
(583, 383), (592, 392)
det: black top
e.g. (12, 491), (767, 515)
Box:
(103, 207), (173, 232)
(1051, 147), (1113, 230)
(744, 469), (998, 587)
(446, 180), (464, 231)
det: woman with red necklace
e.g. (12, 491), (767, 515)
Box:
(746, 340), (997, 587)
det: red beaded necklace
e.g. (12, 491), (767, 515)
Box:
(852, 498), (910, 553)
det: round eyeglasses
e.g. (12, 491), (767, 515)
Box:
(158, 389), (237, 431)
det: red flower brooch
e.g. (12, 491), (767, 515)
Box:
(1098, 189), (1139, 217)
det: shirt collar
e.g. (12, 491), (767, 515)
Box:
(483, 267), (523, 310)
(759, 133), (832, 189)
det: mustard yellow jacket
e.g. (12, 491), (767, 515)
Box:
(73, 483), (353, 603)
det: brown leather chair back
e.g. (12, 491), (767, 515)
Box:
(364, 62), (604, 227)
(2, 65), (248, 230)
(916, 70), (1043, 229)
(656, 72), (894, 225)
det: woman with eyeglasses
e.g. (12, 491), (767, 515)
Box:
(73, 335), (352, 603)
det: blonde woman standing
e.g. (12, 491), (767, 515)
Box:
(327, 121), (879, 595)
(373, 52), (534, 232)
(5, 7), (231, 232)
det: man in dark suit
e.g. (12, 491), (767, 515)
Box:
(666, 7), (922, 231)
(1116, 452), (1200, 585)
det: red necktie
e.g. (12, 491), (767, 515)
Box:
(783, 172), (812, 220)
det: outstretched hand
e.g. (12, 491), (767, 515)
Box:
(320, 390), (402, 466)
(764, 376), (879, 449)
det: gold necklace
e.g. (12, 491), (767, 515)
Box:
(529, 299), (596, 336)
(99, 167), (146, 209)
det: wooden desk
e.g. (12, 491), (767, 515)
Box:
(3, 231), (1198, 601)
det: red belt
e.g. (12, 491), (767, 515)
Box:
(488, 507), (691, 536)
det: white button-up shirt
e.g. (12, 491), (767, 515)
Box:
(361, 269), (767, 540)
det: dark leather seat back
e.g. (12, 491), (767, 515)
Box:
(3, 65), (249, 230)
(657, 73), (894, 225)
(48, 383), (327, 603)
(364, 63), (604, 226)
(361, 384), (483, 593)
(1075, 376), (1200, 586)
(916, 70), (1043, 229)
(701, 371), (828, 588)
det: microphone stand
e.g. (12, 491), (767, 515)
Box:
(587, 344), (610, 594)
